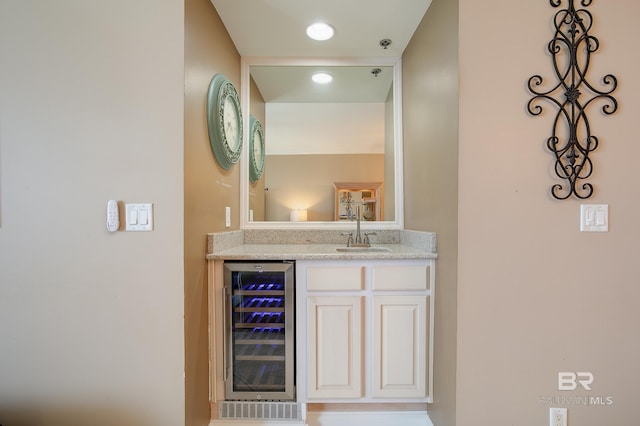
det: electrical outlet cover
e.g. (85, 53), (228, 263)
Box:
(550, 407), (567, 426)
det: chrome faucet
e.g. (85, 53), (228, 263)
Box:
(341, 204), (376, 247)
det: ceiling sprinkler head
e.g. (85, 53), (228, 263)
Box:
(379, 39), (392, 49)
(371, 68), (382, 77)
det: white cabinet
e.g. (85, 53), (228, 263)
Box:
(297, 259), (434, 403)
(306, 295), (363, 399)
(372, 294), (427, 398)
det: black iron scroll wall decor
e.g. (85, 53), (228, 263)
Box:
(527, 0), (617, 200)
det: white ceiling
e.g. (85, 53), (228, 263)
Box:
(210, 0), (432, 58)
(210, 0), (432, 155)
(250, 65), (394, 104)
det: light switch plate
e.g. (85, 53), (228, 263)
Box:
(580, 204), (608, 232)
(125, 203), (153, 231)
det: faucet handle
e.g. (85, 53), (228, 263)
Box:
(363, 232), (377, 245)
(340, 232), (354, 247)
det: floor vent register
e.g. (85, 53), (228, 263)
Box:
(218, 401), (302, 421)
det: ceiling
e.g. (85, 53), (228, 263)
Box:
(250, 65), (394, 104)
(210, 0), (432, 155)
(210, 0), (432, 58)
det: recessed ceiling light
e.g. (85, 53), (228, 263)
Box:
(306, 23), (335, 41)
(312, 72), (333, 84)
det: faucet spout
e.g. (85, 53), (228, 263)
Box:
(355, 204), (361, 243)
(349, 204), (370, 247)
(342, 204), (373, 248)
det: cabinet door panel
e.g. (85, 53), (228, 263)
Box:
(307, 296), (363, 399)
(372, 265), (429, 291)
(372, 295), (428, 398)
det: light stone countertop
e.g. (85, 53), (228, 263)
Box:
(206, 229), (437, 261)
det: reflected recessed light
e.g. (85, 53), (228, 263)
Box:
(306, 22), (335, 41)
(312, 72), (333, 84)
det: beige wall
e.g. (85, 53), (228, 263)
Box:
(264, 154), (384, 221)
(184, 0), (241, 424)
(458, 1), (639, 425)
(0, 1), (185, 425)
(402, 0), (459, 425)
(6, 2), (635, 426)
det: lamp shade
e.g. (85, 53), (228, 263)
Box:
(290, 209), (308, 222)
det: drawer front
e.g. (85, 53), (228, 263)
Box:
(372, 264), (429, 291)
(306, 266), (364, 291)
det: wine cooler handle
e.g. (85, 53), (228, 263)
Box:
(223, 286), (229, 382)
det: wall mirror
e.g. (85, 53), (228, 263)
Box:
(240, 57), (404, 230)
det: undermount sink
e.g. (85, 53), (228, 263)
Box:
(335, 246), (392, 253)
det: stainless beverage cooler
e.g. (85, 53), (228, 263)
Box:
(223, 261), (295, 401)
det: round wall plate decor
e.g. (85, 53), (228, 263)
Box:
(206, 74), (243, 169)
(249, 115), (265, 182)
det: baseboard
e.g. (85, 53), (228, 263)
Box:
(208, 407), (432, 426)
(307, 410), (433, 426)
(209, 421), (307, 426)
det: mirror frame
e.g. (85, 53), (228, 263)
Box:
(240, 56), (404, 230)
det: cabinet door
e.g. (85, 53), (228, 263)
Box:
(306, 295), (363, 399)
(372, 295), (428, 398)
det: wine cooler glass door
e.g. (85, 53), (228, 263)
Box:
(224, 262), (295, 401)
